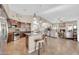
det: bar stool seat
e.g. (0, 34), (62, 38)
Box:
(35, 39), (44, 43)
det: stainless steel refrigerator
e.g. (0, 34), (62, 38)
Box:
(0, 7), (8, 54)
(0, 17), (8, 54)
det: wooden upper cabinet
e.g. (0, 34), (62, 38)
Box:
(17, 22), (21, 28)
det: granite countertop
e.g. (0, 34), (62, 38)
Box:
(24, 32), (42, 36)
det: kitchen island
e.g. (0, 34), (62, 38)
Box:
(27, 33), (42, 53)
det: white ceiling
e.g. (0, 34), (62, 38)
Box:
(6, 4), (79, 23)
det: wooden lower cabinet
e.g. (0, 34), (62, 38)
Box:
(7, 32), (28, 49)
(7, 32), (14, 43)
(25, 34), (28, 49)
(20, 32), (28, 48)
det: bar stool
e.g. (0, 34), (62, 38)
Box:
(34, 34), (47, 55)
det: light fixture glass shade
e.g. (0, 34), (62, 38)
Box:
(73, 25), (77, 29)
(67, 25), (73, 30)
(33, 13), (37, 21)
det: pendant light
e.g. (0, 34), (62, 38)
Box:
(33, 13), (37, 20)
